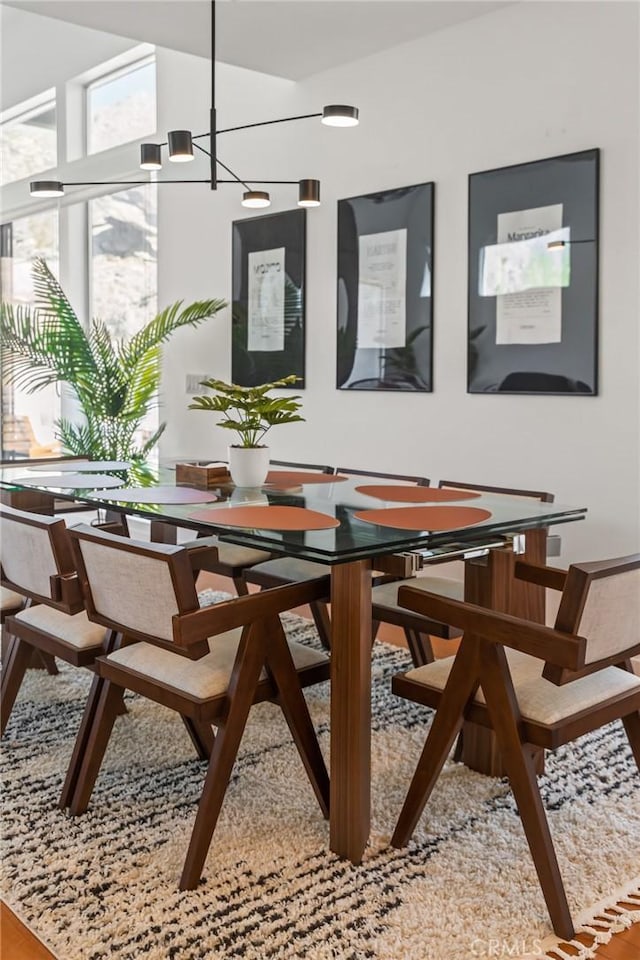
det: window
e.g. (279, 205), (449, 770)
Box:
(0, 212), (60, 459)
(90, 185), (158, 444)
(0, 93), (57, 186)
(90, 185), (157, 338)
(87, 56), (156, 155)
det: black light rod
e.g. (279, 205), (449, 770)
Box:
(191, 112), (323, 141)
(216, 157), (251, 192)
(211, 0), (216, 116)
(194, 142), (252, 192)
(48, 179), (300, 187)
(210, 0), (217, 189)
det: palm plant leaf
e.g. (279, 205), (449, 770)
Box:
(1, 258), (227, 465)
(0, 300), (96, 395)
(122, 344), (162, 419)
(122, 298), (227, 371)
(85, 319), (129, 418)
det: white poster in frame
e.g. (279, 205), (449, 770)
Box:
(357, 228), (407, 349)
(247, 246), (286, 352)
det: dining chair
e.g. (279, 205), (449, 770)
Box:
(243, 469), (431, 649)
(179, 461), (336, 592)
(336, 467), (431, 485)
(65, 524), (331, 890)
(1, 585), (25, 619)
(269, 459), (335, 474)
(0, 505), (109, 739)
(1, 585), (26, 663)
(371, 481), (555, 667)
(390, 555), (640, 940)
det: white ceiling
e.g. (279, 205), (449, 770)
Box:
(3, 1), (511, 79)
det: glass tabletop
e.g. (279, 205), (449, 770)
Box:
(0, 460), (587, 564)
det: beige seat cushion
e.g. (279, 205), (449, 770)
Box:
(13, 605), (107, 650)
(1, 586), (24, 612)
(246, 557), (329, 584)
(405, 649), (640, 726)
(632, 656), (640, 678)
(182, 535), (271, 568)
(373, 575), (464, 613)
(105, 629), (328, 701)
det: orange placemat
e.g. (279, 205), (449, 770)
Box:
(354, 505), (492, 531)
(189, 505), (340, 531)
(355, 485), (481, 503)
(101, 485), (217, 504)
(264, 471), (347, 486)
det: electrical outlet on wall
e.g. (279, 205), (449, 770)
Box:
(185, 374), (213, 395)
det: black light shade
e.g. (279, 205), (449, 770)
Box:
(241, 190), (271, 209)
(298, 179), (320, 207)
(321, 105), (359, 127)
(140, 143), (162, 169)
(167, 130), (194, 162)
(29, 181), (65, 197)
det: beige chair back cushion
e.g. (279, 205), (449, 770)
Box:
(78, 539), (180, 643)
(577, 568), (640, 664)
(1, 512), (59, 599)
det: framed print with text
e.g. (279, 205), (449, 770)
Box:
(337, 182), (434, 391)
(468, 148), (599, 395)
(232, 208), (306, 387)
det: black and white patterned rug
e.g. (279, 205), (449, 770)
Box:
(2, 596), (639, 960)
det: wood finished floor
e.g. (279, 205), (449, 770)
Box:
(1, 572), (638, 960)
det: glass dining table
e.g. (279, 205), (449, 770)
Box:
(0, 459), (587, 864)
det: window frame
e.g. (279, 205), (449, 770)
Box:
(85, 53), (157, 157)
(0, 88), (57, 186)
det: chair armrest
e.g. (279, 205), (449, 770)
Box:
(183, 540), (220, 571)
(49, 573), (85, 614)
(173, 577), (330, 647)
(514, 561), (567, 592)
(396, 586), (586, 670)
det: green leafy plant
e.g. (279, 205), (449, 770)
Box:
(1, 258), (226, 480)
(189, 375), (305, 448)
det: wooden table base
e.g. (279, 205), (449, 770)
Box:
(329, 560), (372, 862)
(462, 532), (548, 778)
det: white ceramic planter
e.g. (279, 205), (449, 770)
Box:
(228, 445), (270, 487)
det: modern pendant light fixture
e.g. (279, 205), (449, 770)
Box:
(30, 0), (358, 208)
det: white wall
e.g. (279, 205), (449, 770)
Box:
(157, 1), (640, 565)
(0, 6), (134, 108)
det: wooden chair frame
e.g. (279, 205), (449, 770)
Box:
(269, 459), (335, 474)
(337, 467), (430, 485)
(181, 461), (334, 592)
(372, 481), (555, 668)
(391, 557), (640, 940)
(245, 469), (431, 651)
(0, 507), (90, 734)
(438, 479), (555, 502)
(66, 525), (331, 890)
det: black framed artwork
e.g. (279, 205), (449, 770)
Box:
(468, 148), (599, 395)
(337, 182), (434, 391)
(232, 208), (306, 387)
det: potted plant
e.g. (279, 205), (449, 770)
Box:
(188, 375), (304, 486)
(0, 258), (226, 482)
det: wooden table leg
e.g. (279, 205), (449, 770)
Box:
(462, 533), (547, 777)
(329, 559), (372, 863)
